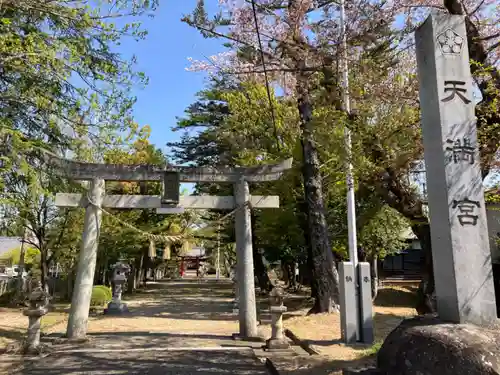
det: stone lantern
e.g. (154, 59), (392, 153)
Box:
(23, 280), (50, 353)
(265, 286), (290, 350)
(104, 261), (131, 315)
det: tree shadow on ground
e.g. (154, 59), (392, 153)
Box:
(89, 279), (238, 321)
(374, 286), (418, 308)
(44, 331), (239, 350)
(269, 354), (378, 375)
(16, 349), (269, 375)
(0, 326), (25, 342)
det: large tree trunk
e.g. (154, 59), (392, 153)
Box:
(296, 71), (340, 314)
(250, 211), (272, 293)
(412, 223), (436, 314)
(40, 248), (49, 294)
(299, 198), (317, 298)
(66, 268), (74, 301)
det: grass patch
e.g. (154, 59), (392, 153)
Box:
(41, 312), (67, 329)
(364, 340), (383, 356)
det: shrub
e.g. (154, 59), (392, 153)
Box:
(94, 285), (113, 300)
(90, 285), (112, 307)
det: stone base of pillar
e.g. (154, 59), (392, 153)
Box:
(104, 302), (129, 315)
(231, 333), (265, 342)
(265, 337), (290, 350)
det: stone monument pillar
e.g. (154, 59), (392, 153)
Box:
(265, 286), (289, 350)
(415, 11), (497, 325)
(104, 262), (131, 315)
(23, 280), (50, 353)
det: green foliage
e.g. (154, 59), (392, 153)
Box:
(0, 0), (157, 180)
(0, 246), (40, 267)
(90, 285), (112, 307)
(358, 206), (410, 260)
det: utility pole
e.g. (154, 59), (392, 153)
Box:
(340, 0), (358, 270)
(340, 0), (360, 342)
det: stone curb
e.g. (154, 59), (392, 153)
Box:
(284, 328), (320, 355)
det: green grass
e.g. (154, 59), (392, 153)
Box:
(363, 340), (383, 356)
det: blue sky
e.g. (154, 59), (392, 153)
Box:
(118, 1), (224, 158)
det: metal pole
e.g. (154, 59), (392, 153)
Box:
(340, 0), (360, 342)
(340, 0), (358, 269)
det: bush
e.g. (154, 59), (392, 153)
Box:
(90, 285), (112, 307)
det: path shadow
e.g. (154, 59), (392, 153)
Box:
(16, 349), (269, 375)
(90, 278), (240, 321)
(44, 331), (238, 350)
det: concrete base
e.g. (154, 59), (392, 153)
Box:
(104, 302), (129, 315)
(265, 338), (290, 350)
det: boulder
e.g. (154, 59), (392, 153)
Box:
(377, 315), (500, 375)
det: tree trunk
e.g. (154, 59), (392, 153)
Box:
(128, 263), (136, 293)
(296, 71), (340, 314)
(251, 211), (272, 293)
(40, 248), (49, 294)
(412, 223), (436, 314)
(299, 200), (317, 298)
(288, 262), (298, 290)
(282, 262), (290, 286)
(66, 269), (74, 301)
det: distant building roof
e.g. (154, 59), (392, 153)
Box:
(0, 237), (21, 257)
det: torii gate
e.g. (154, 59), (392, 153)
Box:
(48, 155), (292, 340)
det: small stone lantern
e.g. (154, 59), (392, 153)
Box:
(23, 280), (50, 353)
(104, 262), (131, 315)
(265, 286), (290, 350)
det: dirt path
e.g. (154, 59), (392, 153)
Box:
(44, 275), (263, 349)
(4, 275), (273, 374)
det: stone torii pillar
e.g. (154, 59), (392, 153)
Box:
(234, 178), (256, 338)
(49, 154), (292, 340)
(66, 178), (104, 339)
